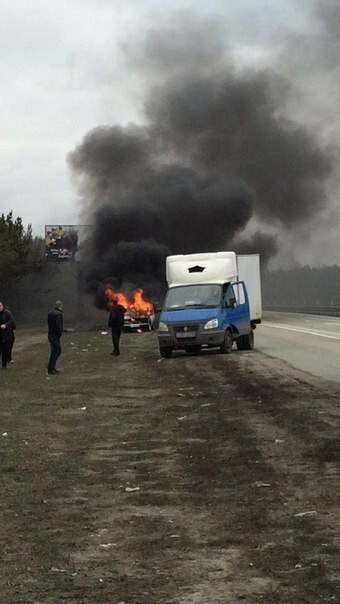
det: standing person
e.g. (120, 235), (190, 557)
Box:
(6, 306), (16, 363)
(108, 299), (126, 356)
(47, 300), (63, 375)
(0, 301), (14, 369)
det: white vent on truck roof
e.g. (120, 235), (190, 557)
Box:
(166, 252), (238, 286)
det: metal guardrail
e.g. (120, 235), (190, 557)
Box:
(264, 306), (340, 317)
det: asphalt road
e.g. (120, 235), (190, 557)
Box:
(257, 311), (340, 384)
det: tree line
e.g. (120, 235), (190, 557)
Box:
(262, 265), (340, 307)
(2, 210), (340, 308)
(0, 212), (43, 290)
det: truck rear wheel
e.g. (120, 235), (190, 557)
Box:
(159, 346), (173, 358)
(237, 330), (254, 350)
(220, 328), (233, 354)
(236, 336), (244, 350)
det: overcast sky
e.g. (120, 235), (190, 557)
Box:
(1, 0), (339, 266)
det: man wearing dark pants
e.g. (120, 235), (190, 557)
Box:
(108, 300), (126, 356)
(47, 300), (63, 374)
(6, 307), (16, 362)
(0, 301), (15, 369)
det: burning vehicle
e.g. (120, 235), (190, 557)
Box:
(104, 287), (154, 332)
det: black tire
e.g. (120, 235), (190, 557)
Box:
(236, 336), (245, 351)
(160, 346), (173, 358)
(242, 330), (254, 350)
(148, 315), (156, 331)
(220, 328), (233, 353)
(184, 345), (201, 354)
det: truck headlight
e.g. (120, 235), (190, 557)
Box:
(158, 321), (169, 332)
(204, 318), (218, 330)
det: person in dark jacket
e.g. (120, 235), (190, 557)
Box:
(6, 306), (16, 362)
(47, 300), (63, 374)
(108, 300), (126, 356)
(0, 301), (15, 369)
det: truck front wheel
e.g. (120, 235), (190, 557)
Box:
(220, 328), (233, 354)
(160, 346), (173, 358)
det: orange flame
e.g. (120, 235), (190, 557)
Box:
(129, 289), (153, 316)
(104, 287), (153, 316)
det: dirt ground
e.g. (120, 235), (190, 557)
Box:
(0, 328), (339, 604)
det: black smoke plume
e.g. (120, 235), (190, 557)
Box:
(68, 10), (334, 303)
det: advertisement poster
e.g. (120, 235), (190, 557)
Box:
(45, 225), (81, 261)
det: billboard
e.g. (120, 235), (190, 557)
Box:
(45, 225), (82, 261)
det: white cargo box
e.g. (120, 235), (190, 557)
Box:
(166, 251), (238, 286)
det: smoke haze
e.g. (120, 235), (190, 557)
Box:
(68, 3), (338, 300)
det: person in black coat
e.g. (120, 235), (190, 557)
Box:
(108, 300), (126, 356)
(47, 300), (63, 374)
(0, 301), (15, 369)
(5, 306), (16, 362)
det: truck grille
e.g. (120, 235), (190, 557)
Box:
(174, 324), (199, 333)
(173, 324), (198, 342)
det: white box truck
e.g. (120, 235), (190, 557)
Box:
(157, 251), (262, 357)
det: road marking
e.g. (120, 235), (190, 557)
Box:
(262, 322), (340, 340)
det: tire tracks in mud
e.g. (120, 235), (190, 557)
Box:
(1, 333), (339, 603)
(107, 343), (340, 603)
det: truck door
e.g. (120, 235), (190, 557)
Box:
(223, 282), (250, 335)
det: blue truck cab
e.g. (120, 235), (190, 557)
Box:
(157, 252), (261, 358)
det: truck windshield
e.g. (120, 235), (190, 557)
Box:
(164, 284), (222, 310)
